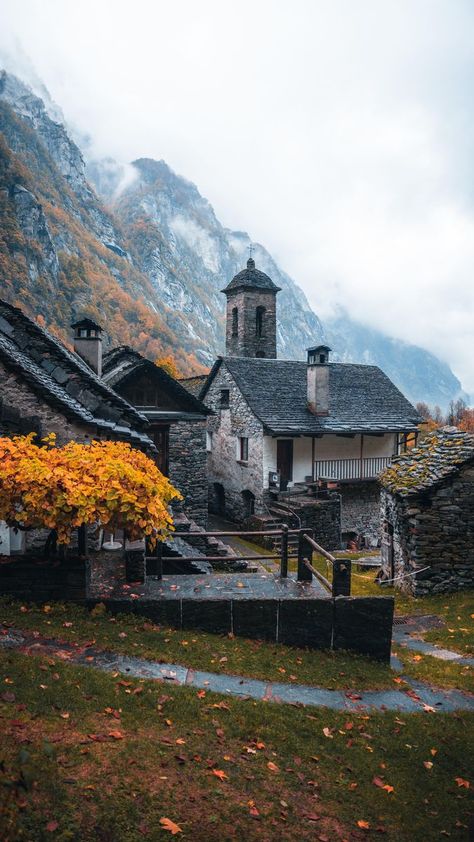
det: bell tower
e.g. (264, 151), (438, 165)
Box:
(222, 254), (281, 358)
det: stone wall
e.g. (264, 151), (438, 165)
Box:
(0, 360), (94, 444)
(225, 289), (277, 359)
(169, 419), (208, 527)
(380, 465), (474, 595)
(340, 481), (380, 546)
(294, 495), (342, 551)
(205, 364), (265, 522)
(264, 493), (342, 551)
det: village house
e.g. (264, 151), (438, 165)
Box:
(196, 258), (421, 547)
(379, 427), (474, 594)
(102, 346), (210, 527)
(0, 298), (154, 553)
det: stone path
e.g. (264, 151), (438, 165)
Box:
(393, 615), (474, 666)
(1, 628), (473, 714)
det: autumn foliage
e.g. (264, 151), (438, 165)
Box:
(0, 434), (181, 546)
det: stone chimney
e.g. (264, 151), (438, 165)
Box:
(307, 345), (331, 415)
(71, 317), (103, 377)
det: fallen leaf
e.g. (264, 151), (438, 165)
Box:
(212, 769), (228, 781)
(108, 730), (125, 740)
(304, 812), (321, 821)
(382, 785), (395, 793)
(357, 820), (370, 829)
(159, 817), (182, 834)
(196, 690), (206, 699)
(412, 654), (423, 661)
(423, 761), (433, 770)
(454, 777), (470, 788)
(267, 761), (279, 772)
(372, 776), (385, 788)
(46, 820), (58, 832)
(59, 712), (70, 719)
(322, 727), (333, 739)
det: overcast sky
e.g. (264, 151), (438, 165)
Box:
(2, 0), (474, 396)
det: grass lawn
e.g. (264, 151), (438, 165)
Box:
(0, 598), (394, 691)
(1, 650), (473, 842)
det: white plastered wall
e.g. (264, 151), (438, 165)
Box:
(263, 433), (397, 487)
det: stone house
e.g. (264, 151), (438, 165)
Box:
(0, 298), (154, 553)
(379, 427), (474, 594)
(197, 258), (420, 545)
(102, 346), (211, 527)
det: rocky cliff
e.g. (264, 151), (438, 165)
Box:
(0, 69), (465, 407)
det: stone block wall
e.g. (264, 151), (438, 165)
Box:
(340, 481), (380, 545)
(294, 495), (342, 551)
(169, 419), (208, 527)
(205, 364), (265, 522)
(380, 466), (474, 595)
(0, 360), (93, 444)
(225, 289), (277, 359)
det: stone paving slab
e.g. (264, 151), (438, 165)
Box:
(90, 572), (330, 601)
(393, 627), (474, 665)
(2, 628), (474, 713)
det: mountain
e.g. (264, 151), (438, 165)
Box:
(0, 69), (466, 408)
(324, 311), (465, 409)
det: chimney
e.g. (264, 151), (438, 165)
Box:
(71, 317), (103, 377)
(307, 345), (331, 415)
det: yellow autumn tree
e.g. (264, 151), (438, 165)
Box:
(154, 354), (180, 380)
(0, 434), (181, 548)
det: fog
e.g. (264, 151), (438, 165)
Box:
(2, 0), (474, 394)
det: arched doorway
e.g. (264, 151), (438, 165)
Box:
(213, 482), (226, 517)
(241, 489), (255, 518)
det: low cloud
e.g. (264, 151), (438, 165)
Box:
(1, 0), (474, 393)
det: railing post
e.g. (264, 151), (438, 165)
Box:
(332, 557), (352, 597)
(280, 525), (288, 578)
(156, 540), (163, 580)
(297, 529), (313, 582)
(77, 524), (88, 556)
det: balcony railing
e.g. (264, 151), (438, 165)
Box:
(314, 456), (393, 481)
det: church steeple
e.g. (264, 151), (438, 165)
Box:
(222, 254), (281, 359)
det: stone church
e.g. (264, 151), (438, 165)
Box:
(194, 257), (421, 547)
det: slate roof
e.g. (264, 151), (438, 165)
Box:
(380, 428), (474, 497)
(221, 258), (281, 294)
(179, 374), (209, 399)
(0, 299), (153, 448)
(200, 357), (421, 435)
(103, 347), (211, 415)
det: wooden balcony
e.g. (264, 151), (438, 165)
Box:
(314, 456), (393, 481)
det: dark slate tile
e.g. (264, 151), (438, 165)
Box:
(181, 599), (231, 634)
(278, 599), (333, 649)
(232, 599), (278, 641)
(333, 596), (394, 662)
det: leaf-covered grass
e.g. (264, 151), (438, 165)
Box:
(1, 650), (473, 842)
(395, 649), (474, 693)
(0, 598), (393, 691)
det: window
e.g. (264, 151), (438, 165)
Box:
(151, 425), (170, 476)
(220, 389), (230, 409)
(255, 305), (265, 337)
(231, 306), (238, 336)
(319, 354), (325, 363)
(238, 436), (249, 462)
(206, 431), (213, 452)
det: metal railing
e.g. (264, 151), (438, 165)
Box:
(314, 456), (392, 481)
